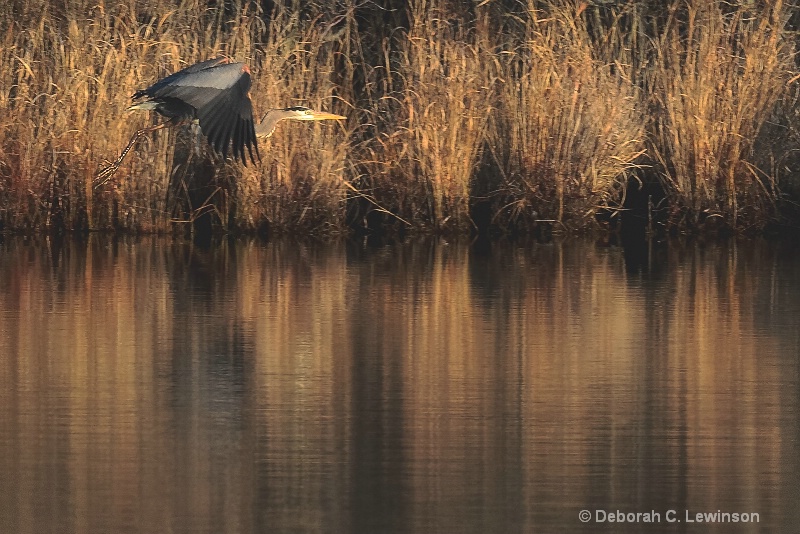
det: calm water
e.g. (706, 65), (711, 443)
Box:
(0, 236), (798, 533)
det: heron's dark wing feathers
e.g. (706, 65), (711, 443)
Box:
(136, 60), (259, 164)
(195, 69), (258, 164)
(132, 57), (229, 100)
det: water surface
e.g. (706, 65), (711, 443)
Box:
(0, 236), (798, 532)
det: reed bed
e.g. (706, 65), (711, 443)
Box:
(1, 0), (799, 236)
(352, 0), (495, 233)
(387, 2), (493, 231)
(0, 0), (353, 234)
(649, 0), (796, 230)
(488, 1), (646, 230)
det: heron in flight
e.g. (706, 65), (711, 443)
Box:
(96, 57), (346, 185)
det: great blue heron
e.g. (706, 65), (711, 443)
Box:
(96, 57), (346, 185)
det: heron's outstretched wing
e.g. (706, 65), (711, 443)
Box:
(135, 59), (260, 165)
(132, 57), (230, 100)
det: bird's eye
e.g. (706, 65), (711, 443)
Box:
(304, 110), (312, 116)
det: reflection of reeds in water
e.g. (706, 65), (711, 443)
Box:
(655, 241), (787, 502)
(0, 238), (797, 531)
(0, 239), (183, 533)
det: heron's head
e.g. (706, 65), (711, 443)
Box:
(256, 106), (346, 138)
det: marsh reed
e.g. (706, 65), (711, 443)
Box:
(398, 5), (494, 231)
(649, 0), (796, 230)
(488, 0), (646, 230)
(348, 0), (495, 233)
(0, 0), (798, 235)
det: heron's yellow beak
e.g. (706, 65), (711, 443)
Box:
(307, 110), (346, 121)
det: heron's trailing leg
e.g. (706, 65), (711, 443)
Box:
(190, 122), (204, 158)
(94, 122), (169, 188)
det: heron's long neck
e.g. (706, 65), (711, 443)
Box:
(255, 110), (284, 139)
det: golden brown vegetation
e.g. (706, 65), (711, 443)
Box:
(384, 5), (494, 232)
(488, 1), (646, 230)
(650, 0), (796, 230)
(0, 0), (352, 234)
(0, 0), (798, 236)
